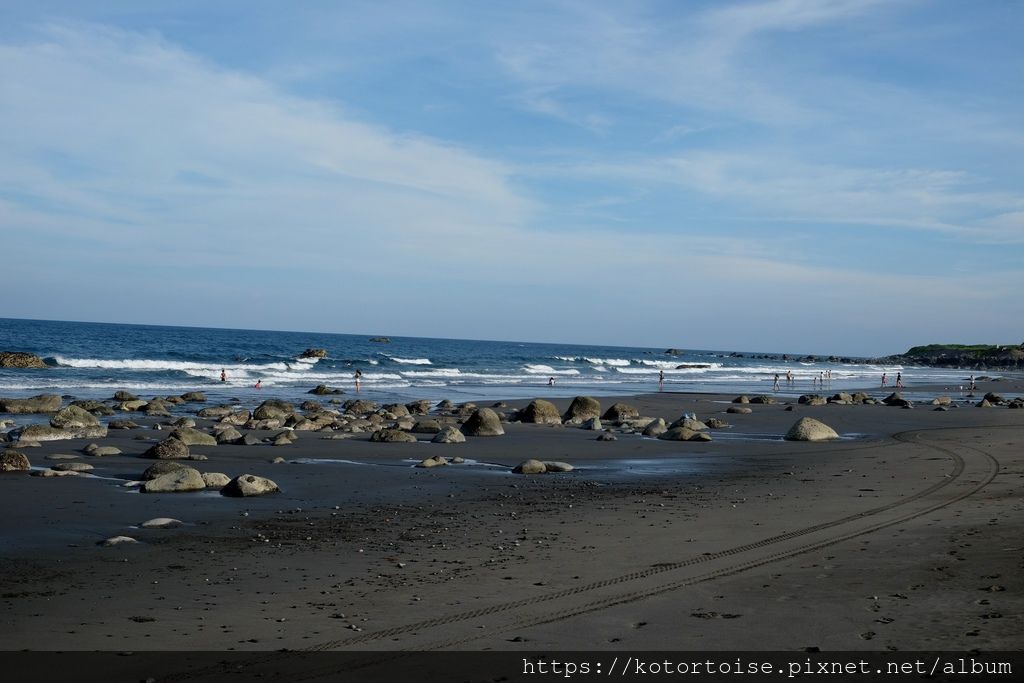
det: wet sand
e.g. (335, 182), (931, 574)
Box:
(1, 381), (1022, 653)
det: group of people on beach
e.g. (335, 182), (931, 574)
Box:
(880, 372), (903, 389)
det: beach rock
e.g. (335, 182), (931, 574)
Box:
(800, 395), (827, 406)
(180, 392), (207, 403)
(113, 390), (139, 401)
(141, 467), (205, 493)
(221, 474), (280, 497)
(17, 424), (107, 442)
(406, 399), (432, 415)
(119, 399), (148, 412)
(668, 416), (708, 431)
(431, 425), (466, 443)
(0, 394), (62, 414)
(513, 459), (547, 474)
(141, 518), (183, 528)
(562, 396), (601, 424)
(882, 392), (911, 407)
(89, 445), (121, 457)
(272, 431), (295, 446)
(830, 392), (854, 404)
(220, 410), (252, 426)
(172, 417), (197, 429)
(170, 427), (218, 447)
(932, 396), (952, 406)
(417, 456), (448, 468)
(100, 536), (137, 547)
(142, 461), (189, 480)
(108, 420), (141, 430)
(544, 461), (574, 472)
(519, 399), (562, 424)
(254, 400), (295, 420)
(976, 399), (994, 408)
(436, 399), (455, 414)
(46, 453), (79, 460)
(732, 396), (751, 404)
(384, 403), (411, 418)
(726, 406), (752, 414)
(705, 417), (729, 429)
(749, 395), (776, 405)
(851, 392), (871, 404)
(270, 456), (286, 463)
(580, 417), (603, 431)
(52, 462), (93, 472)
(0, 351), (48, 369)
(142, 437), (190, 460)
(461, 408), (505, 437)
(31, 469), (80, 477)
(642, 418), (668, 437)
(658, 427), (711, 442)
(456, 402), (478, 417)
(343, 399), (378, 415)
(144, 404), (171, 418)
(299, 348), (327, 358)
(0, 449), (30, 471)
(983, 392), (1005, 405)
(411, 419), (443, 434)
(596, 431), (618, 441)
(369, 428), (417, 443)
(70, 400), (115, 416)
(202, 472), (231, 488)
(309, 384), (343, 395)
(214, 427), (243, 444)
(242, 433), (262, 446)
(784, 417), (839, 442)
(602, 402), (639, 422)
(198, 405), (235, 418)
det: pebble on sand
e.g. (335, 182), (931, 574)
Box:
(100, 536), (138, 547)
(140, 518), (183, 529)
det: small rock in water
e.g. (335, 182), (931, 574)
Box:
(100, 536), (138, 547)
(140, 518), (183, 529)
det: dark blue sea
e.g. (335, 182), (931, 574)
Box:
(0, 318), (967, 408)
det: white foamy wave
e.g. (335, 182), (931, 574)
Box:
(294, 356), (321, 365)
(584, 357), (630, 366)
(401, 369), (463, 378)
(387, 356), (432, 365)
(54, 356), (293, 373)
(523, 364), (580, 376)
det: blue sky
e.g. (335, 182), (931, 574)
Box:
(1, 0), (1021, 356)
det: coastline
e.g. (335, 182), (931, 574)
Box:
(1, 381), (1022, 654)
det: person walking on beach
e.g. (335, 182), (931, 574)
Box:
(773, 373), (780, 392)
(969, 374), (976, 391)
(220, 369), (226, 382)
(786, 369), (793, 386)
(881, 372), (887, 387)
(354, 369), (362, 392)
(254, 379), (262, 390)
(896, 372), (903, 389)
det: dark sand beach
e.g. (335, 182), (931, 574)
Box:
(2, 380), (1022, 663)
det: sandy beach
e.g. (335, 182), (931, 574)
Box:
(2, 380), (1022, 666)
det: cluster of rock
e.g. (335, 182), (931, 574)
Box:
(299, 348), (327, 358)
(873, 344), (1024, 370)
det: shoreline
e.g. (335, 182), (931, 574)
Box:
(1, 382), (1022, 652)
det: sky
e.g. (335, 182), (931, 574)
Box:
(0, 0), (1021, 356)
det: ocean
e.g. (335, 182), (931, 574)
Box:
(0, 318), (972, 408)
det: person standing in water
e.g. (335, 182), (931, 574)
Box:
(548, 376), (555, 386)
(254, 379), (262, 389)
(773, 373), (780, 391)
(354, 369), (362, 392)
(896, 372), (903, 389)
(659, 370), (665, 389)
(220, 369), (226, 382)
(881, 372), (887, 387)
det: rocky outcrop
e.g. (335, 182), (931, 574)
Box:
(179, 391), (207, 403)
(882, 392), (912, 408)
(432, 425), (466, 443)
(299, 348), (327, 358)
(221, 474), (280, 497)
(17, 424), (107, 441)
(170, 427), (218, 447)
(0, 394), (62, 414)
(642, 418), (667, 437)
(368, 337), (390, 343)
(253, 400), (295, 420)
(141, 467), (206, 493)
(460, 408), (504, 437)
(873, 343), (1024, 370)
(0, 449), (30, 471)
(784, 417), (839, 441)
(602, 402), (639, 422)
(0, 352), (48, 368)
(562, 396), (601, 424)
(309, 384), (343, 395)
(799, 394), (827, 406)
(513, 459), (548, 474)
(343, 399), (378, 415)
(406, 400), (431, 415)
(519, 399), (562, 424)
(142, 437), (190, 460)
(369, 428), (418, 443)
